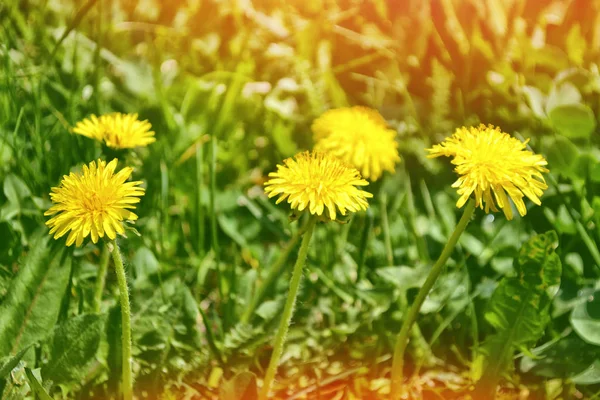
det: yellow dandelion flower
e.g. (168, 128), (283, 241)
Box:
(312, 106), (400, 181)
(72, 113), (155, 149)
(264, 151), (373, 221)
(45, 159), (145, 247)
(427, 124), (549, 220)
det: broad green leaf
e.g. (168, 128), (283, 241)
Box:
(475, 231), (561, 394)
(132, 246), (159, 281)
(573, 152), (598, 180)
(548, 103), (596, 139)
(545, 82), (582, 113)
(544, 136), (579, 179)
(41, 314), (104, 384)
(572, 360), (600, 385)
(520, 333), (600, 380)
(0, 234), (72, 359)
(522, 86), (546, 118)
(219, 371), (257, 400)
(3, 174), (31, 205)
(570, 289), (600, 345)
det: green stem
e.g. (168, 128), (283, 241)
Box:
(241, 221), (309, 324)
(196, 141), (205, 259)
(110, 241), (133, 400)
(258, 217), (317, 400)
(390, 199), (476, 396)
(92, 244), (110, 313)
(209, 134), (223, 298)
(381, 193), (394, 266)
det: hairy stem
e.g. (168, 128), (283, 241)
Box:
(258, 217), (317, 400)
(110, 241), (133, 400)
(390, 199), (476, 396)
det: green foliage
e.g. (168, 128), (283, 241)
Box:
(1, 0), (600, 398)
(24, 369), (53, 400)
(41, 313), (104, 384)
(570, 289), (600, 346)
(548, 104), (597, 139)
(219, 372), (258, 400)
(521, 332), (600, 384)
(0, 234), (72, 359)
(475, 231), (562, 395)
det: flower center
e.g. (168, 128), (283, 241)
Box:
(83, 191), (106, 212)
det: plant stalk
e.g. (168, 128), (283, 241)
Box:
(241, 220), (309, 323)
(110, 241), (133, 400)
(258, 217), (317, 400)
(390, 199), (476, 396)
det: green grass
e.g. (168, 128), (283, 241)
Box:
(1, 0), (600, 399)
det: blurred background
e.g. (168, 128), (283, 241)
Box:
(2, 0), (600, 399)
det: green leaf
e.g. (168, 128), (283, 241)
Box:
(24, 368), (54, 400)
(0, 346), (30, 380)
(475, 231), (561, 395)
(548, 103), (596, 139)
(0, 234), (72, 359)
(545, 82), (582, 113)
(3, 174), (31, 205)
(0, 345), (31, 394)
(522, 86), (546, 119)
(570, 289), (600, 345)
(520, 333), (600, 380)
(219, 371), (257, 400)
(544, 136), (579, 179)
(572, 360), (600, 385)
(41, 314), (104, 384)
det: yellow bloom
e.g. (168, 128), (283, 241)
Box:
(264, 151), (373, 221)
(73, 113), (155, 149)
(312, 106), (400, 181)
(45, 159), (145, 247)
(428, 124), (549, 220)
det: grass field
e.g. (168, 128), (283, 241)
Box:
(2, 0), (600, 399)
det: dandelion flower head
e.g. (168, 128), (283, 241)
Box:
(45, 159), (145, 247)
(427, 124), (549, 220)
(264, 151), (373, 221)
(73, 113), (155, 149)
(312, 106), (400, 181)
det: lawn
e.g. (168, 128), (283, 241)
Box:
(1, 0), (600, 399)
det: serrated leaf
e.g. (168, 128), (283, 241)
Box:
(41, 314), (104, 384)
(0, 234), (72, 359)
(570, 289), (600, 345)
(548, 103), (596, 139)
(475, 231), (562, 395)
(219, 371), (258, 400)
(223, 323), (265, 355)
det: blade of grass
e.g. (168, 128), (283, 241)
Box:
(49, 0), (100, 62)
(196, 141), (205, 259)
